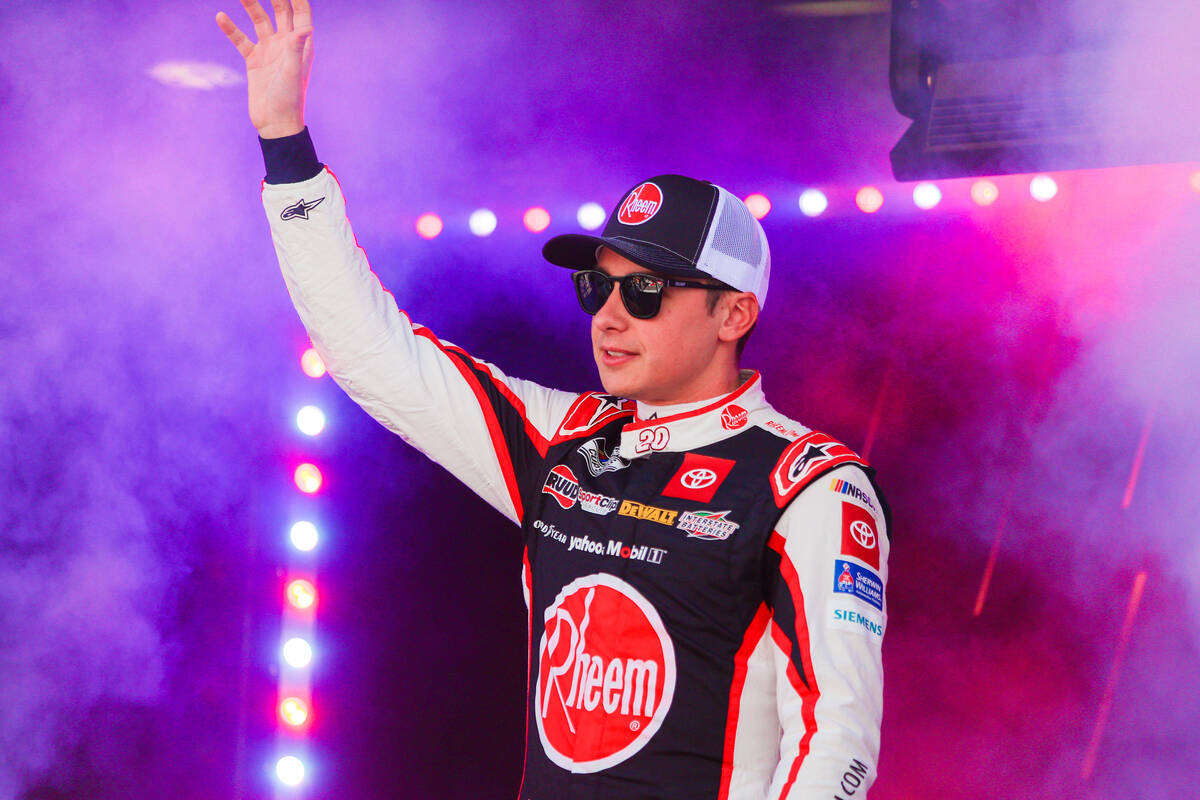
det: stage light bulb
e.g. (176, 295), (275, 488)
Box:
(971, 180), (999, 206)
(912, 182), (942, 210)
(523, 207), (551, 233)
(296, 406), (326, 436)
(294, 463), (322, 494)
(1030, 175), (1058, 202)
(855, 186), (884, 214)
(300, 348), (326, 378)
(743, 193), (771, 220)
(468, 209), (497, 236)
(283, 637), (313, 669)
(577, 202), (606, 230)
(276, 755), (305, 786)
(287, 579), (317, 610)
(280, 696), (310, 727)
(1189, 171), (1200, 193)
(415, 213), (443, 239)
(290, 521), (319, 552)
(798, 189), (828, 217)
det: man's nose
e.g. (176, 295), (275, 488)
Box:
(592, 284), (629, 329)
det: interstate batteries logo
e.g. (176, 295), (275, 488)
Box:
(676, 510), (740, 541)
(536, 574), (676, 772)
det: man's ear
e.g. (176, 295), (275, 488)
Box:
(717, 292), (759, 344)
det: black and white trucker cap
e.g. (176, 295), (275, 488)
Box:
(542, 174), (772, 309)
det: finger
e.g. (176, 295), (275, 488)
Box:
(238, 0), (275, 40)
(270, 0), (293, 33)
(215, 12), (255, 58)
(291, 0), (313, 31)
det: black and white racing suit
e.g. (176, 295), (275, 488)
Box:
(258, 130), (891, 800)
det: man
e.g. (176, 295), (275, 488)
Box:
(218, 1), (891, 797)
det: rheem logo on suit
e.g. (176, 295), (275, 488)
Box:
(536, 574), (676, 772)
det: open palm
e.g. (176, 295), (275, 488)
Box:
(216, 0), (314, 139)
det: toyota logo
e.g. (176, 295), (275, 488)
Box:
(849, 520), (876, 549)
(680, 468), (718, 489)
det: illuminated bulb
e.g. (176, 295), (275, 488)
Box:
(912, 182), (942, 210)
(283, 637), (313, 669)
(415, 213), (443, 239)
(468, 209), (497, 237)
(276, 755), (305, 786)
(523, 207), (551, 233)
(971, 180), (999, 206)
(798, 189), (828, 217)
(294, 463), (323, 494)
(1189, 171), (1200, 193)
(1030, 175), (1058, 202)
(296, 406), (326, 436)
(290, 521), (319, 552)
(287, 579), (317, 610)
(577, 202), (606, 230)
(743, 193), (771, 220)
(280, 696), (310, 727)
(300, 348), (326, 378)
(855, 186), (884, 214)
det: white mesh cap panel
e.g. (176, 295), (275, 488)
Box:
(697, 186), (771, 309)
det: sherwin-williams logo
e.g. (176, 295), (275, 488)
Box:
(536, 574), (676, 772)
(618, 500), (678, 526)
(617, 182), (663, 225)
(542, 465), (580, 509)
(676, 510), (740, 541)
(833, 559), (883, 611)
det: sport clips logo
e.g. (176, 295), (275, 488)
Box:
(536, 574), (676, 772)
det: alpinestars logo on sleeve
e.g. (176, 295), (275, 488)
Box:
(280, 197), (325, 221)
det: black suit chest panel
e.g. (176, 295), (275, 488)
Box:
(522, 422), (795, 646)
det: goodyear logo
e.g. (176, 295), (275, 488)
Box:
(617, 500), (678, 527)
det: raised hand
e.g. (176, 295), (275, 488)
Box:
(216, 0), (314, 139)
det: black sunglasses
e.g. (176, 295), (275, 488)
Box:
(571, 269), (734, 320)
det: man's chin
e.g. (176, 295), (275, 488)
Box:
(597, 365), (639, 400)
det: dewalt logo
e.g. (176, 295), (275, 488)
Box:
(617, 500), (679, 527)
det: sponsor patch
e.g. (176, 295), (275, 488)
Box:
(577, 437), (630, 476)
(830, 477), (878, 514)
(833, 559), (883, 611)
(661, 453), (735, 503)
(533, 521), (667, 564)
(542, 465), (580, 510)
(841, 502), (880, 569)
(676, 510), (740, 541)
(579, 488), (620, 515)
(830, 603), (884, 638)
(617, 500), (678, 527)
(280, 196), (325, 221)
(770, 431), (862, 507)
(617, 182), (663, 226)
(536, 574), (676, 772)
(720, 404), (748, 430)
(763, 419), (806, 440)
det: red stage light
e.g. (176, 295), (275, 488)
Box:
(287, 579), (317, 610)
(855, 186), (884, 214)
(743, 193), (771, 219)
(294, 463), (323, 494)
(280, 696), (310, 727)
(415, 213), (444, 239)
(300, 347), (326, 378)
(523, 207), (551, 233)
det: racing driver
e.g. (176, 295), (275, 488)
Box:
(218, 0), (892, 797)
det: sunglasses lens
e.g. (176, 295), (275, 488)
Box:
(621, 275), (663, 319)
(574, 271), (610, 315)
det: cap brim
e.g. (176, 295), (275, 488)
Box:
(542, 234), (710, 280)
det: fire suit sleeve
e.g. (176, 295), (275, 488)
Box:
(261, 167), (579, 525)
(764, 463), (888, 798)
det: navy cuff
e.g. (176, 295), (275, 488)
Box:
(260, 127), (323, 184)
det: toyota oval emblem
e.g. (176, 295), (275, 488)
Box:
(850, 519), (876, 549)
(680, 468), (718, 489)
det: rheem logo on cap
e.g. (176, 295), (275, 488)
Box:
(535, 573), (676, 772)
(617, 182), (664, 226)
